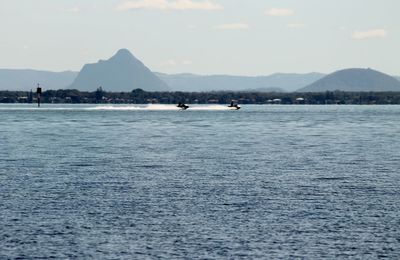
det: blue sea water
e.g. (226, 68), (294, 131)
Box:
(0, 104), (399, 259)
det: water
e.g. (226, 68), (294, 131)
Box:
(1, 104), (399, 258)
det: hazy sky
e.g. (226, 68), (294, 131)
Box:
(0, 0), (399, 75)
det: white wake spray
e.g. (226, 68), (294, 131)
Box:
(89, 104), (231, 111)
(0, 104), (235, 111)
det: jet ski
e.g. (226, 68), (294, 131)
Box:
(228, 101), (241, 110)
(177, 102), (189, 110)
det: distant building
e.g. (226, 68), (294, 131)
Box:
(207, 99), (219, 103)
(146, 98), (159, 103)
(272, 98), (282, 104)
(295, 97), (305, 104)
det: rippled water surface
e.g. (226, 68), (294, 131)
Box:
(1, 104), (400, 258)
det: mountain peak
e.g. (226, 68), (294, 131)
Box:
(115, 48), (133, 57)
(109, 48), (138, 63)
(69, 49), (169, 92)
(299, 68), (400, 92)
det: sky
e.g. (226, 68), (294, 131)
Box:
(0, 0), (399, 76)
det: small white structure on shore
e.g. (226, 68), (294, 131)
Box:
(296, 97), (305, 104)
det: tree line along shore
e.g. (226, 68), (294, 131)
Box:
(1, 88), (400, 105)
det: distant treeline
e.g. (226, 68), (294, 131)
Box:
(2, 88), (400, 105)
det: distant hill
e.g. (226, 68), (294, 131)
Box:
(1, 59), (399, 93)
(0, 68), (323, 92)
(69, 49), (169, 92)
(156, 72), (324, 92)
(299, 68), (400, 92)
(0, 69), (77, 91)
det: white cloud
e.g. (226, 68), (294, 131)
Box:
(266, 8), (294, 17)
(352, 29), (387, 40)
(182, 60), (193, 65)
(65, 7), (81, 13)
(116, 0), (223, 11)
(160, 59), (178, 67)
(214, 23), (249, 30)
(287, 23), (305, 28)
(80, 48), (90, 56)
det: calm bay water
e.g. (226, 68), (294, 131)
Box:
(1, 104), (400, 258)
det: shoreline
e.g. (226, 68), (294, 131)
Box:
(2, 89), (400, 105)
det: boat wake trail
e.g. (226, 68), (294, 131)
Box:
(189, 105), (230, 110)
(89, 104), (181, 110)
(90, 104), (231, 111)
(0, 104), (235, 111)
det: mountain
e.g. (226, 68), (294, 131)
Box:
(1, 58), (399, 93)
(0, 69), (77, 91)
(0, 67), (323, 92)
(69, 49), (169, 92)
(156, 72), (324, 92)
(299, 68), (400, 92)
